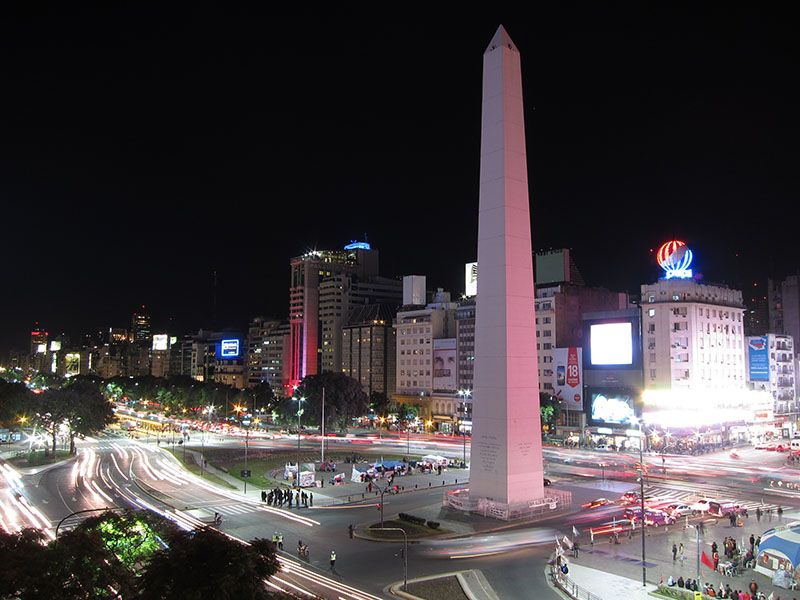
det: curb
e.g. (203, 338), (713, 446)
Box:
(384, 569), (500, 600)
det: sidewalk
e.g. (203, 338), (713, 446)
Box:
(558, 563), (656, 600)
(562, 494), (797, 599)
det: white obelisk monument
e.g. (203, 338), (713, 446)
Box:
(470, 25), (544, 509)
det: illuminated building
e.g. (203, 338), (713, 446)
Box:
(150, 334), (173, 378)
(246, 318), (289, 390)
(768, 272), (800, 356)
(188, 330), (246, 389)
(287, 241), (400, 387)
(394, 282), (459, 429)
(641, 278), (746, 392)
(746, 334), (797, 418)
(130, 307), (151, 345)
(341, 303), (397, 398)
(456, 298), (475, 417)
(30, 324), (48, 357)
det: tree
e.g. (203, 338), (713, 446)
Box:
(540, 392), (560, 429)
(369, 391), (390, 417)
(292, 373), (369, 431)
(0, 380), (31, 427)
(140, 528), (279, 600)
(62, 379), (116, 453)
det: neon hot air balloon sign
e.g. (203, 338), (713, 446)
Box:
(656, 240), (694, 279)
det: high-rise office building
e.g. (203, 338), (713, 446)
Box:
(130, 306), (151, 345)
(246, 317), (290, 392)
(287, 241), (398, 387)
(341, 303), (397, 398)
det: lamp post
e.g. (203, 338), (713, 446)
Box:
(631, 416), (647, 588)
(292, 395), (305, 487)
(200, 404), (214, 478)
(377, 526), (408, 591)
(457, 389), (471, 467)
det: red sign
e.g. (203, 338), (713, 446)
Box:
(567, 347), (580, 388)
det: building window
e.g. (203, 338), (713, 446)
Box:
(648, 309), (656, 317)
(648, 295), (655, 303)
(650, 369), (656, 379)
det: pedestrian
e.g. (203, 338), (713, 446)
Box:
(330, 549), (336, 571)
(673, 543), (678, 561)
(261, 490), (267, 503)
(712, 541), (718, 554)
(749, 580), (758, 596)
(277, 533), (284, 551)
(288, 493), (293, 508)
(572, 540), (579, 558)
(348, 524), (354, 539)
(309, 492), (313, 507)
(778, 505), (783, 518)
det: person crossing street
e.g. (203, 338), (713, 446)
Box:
(330, 549), (337, 572)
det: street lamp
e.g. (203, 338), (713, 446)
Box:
(631, 415), (646, 588)
(200, 404), (215, 478)
(377, 526), (408, 591)
(292, 395), (306, 487)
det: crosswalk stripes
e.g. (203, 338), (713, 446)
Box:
(643, 485), (784, 513)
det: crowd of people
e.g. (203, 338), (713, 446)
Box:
(260, 487), (313, 508)
(664, 576), (783, 599)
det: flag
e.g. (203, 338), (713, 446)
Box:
(562, 535), (573, 550)
(572, 525), (580, 538)
(589, 528), (594, 543)
(701, 551), (715, 570)
(555, 537), (563, 555)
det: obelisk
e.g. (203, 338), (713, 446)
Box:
(470, 25), (544, 508)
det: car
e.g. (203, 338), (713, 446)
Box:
(620, 491), (641, 504)
(543, 478), (552, 486)
(754, 441), (770, 450)
(623, 507), (675, 527)
(690, 498), (714, 513)
(666, 503), (694, 518)
(582, 498), (612, 509)
(595, 444), (610, 451)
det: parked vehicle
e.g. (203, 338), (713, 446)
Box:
(666, 503), (694, 518)
(690, 498), (714, 513)
(623, 508), (675, 527)
(708, 501), (741, 517)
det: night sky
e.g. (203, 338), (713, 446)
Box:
(1, 7), (797, 354)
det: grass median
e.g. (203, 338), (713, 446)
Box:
(165, 449), (237, 490)
(367, 519), (450, 540)
(8, 449), (73, 468)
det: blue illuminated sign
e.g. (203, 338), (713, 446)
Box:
(748, 336), (769, 382)
(220, 339), (240, 358)
(344, 240), (371, 250)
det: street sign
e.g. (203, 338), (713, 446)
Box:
(240, 470), (251, 478)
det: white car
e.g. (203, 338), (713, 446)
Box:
(667, 503), (694, 517)
(754, 441), (770, 450)
(690, 498), (714, 513)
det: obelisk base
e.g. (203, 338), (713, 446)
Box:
(445, 488), (572, 522)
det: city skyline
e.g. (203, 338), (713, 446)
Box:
(2, 8), (797, 353)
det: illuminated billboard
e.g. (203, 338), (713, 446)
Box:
(152, 334), (169, 351)
(49, 341), (62, 352)
(220, 339), (240, 358)
(36, 344), (47, 354)
(590, 390), (636, 425)
(65, 353), (81, 377)
(589, 322), (633, 365)
(432, 339), (457, 392)
(553, 347), (583, 410)
(747, 336), (769, 382)
(657, 240), (693, 280)
(464, 262), (477, 297)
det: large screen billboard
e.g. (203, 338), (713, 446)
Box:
(464, 262), (477, 297)
(152, 334), (169, 351)
(554, 347), (583, 410)
(589, 390), (636, 425)
(590, 322), (633, 365)
(747, 336), (769, 382)
(432, 339), (457, 392)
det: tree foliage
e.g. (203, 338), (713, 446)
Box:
(0, 511), (284, 599)
(286, 372), (369, 430)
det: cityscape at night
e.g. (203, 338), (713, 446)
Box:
(1, 8), (799, 600)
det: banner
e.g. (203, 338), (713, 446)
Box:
(747, 337), (769, 382)
(554, 347), (583, 410)
(433, 339), (457, 392)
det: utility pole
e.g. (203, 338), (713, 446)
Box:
(379, 527), (408, 591)
(321, 387), (325, 464)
